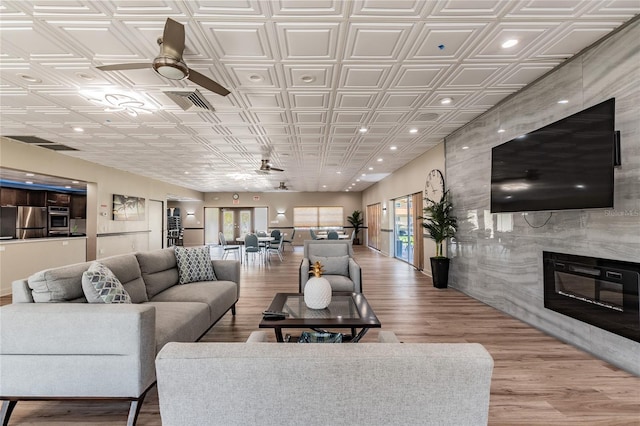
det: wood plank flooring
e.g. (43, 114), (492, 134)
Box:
(2, 246), (639, 425)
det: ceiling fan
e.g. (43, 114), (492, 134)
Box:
(96, 18), (230, 96)
(257, 159), (284, 174)
(275, 182), (289, 190)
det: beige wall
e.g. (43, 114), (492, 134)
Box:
(0, 136), (203, 294)
(362, 142), (445, 275)
(170, 191), (363, 246)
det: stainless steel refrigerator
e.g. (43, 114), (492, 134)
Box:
(16, 206), (47, 238)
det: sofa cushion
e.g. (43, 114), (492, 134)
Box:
(28, 262), (89, 303)
(310, 255), (349, 276)
(150, 281), (238, 323)
(174, 246), (217, 285)
(323, 274), (355, 292)
(100, 254), (148, 303)
(136, 248), (180, 299)
(82, 262), (132, 304)
(146, 302), (211, 353)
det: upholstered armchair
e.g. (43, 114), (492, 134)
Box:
(299, 240), (362, 293)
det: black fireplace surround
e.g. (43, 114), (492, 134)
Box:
(543, 251), (640, 342)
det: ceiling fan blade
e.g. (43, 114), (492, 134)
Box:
(187, 69), (231, 96)
(97, 63), (151, 71)
(269, 167), (284, 172)
(162, 18), (185, 58)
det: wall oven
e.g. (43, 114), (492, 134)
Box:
(48, 206), (70, 235)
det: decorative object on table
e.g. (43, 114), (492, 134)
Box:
(347, 209), (364, 245)
(298, 331), (343, 343)
(420, 189), (458, 289)
(112, 194), (145, 221)
(304, 261), (332, 309)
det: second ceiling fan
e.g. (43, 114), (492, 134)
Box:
(96, 18), (230, 96)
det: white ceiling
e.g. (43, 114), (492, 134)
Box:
(0, 1), (637, 193)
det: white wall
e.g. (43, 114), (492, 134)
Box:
(362, 143), (445, 274)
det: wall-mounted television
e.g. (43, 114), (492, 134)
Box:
(490, 98), (616, 213)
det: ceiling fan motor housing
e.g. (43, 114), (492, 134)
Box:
(152, 56), (189, 80)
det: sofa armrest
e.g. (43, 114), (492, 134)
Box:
(299, 258), (310, 292)
(211, 259), (241, 299)
(348, 258), (362, 293)
(0, 303), (157, 397)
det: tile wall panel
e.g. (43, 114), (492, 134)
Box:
(445, 20), (640, 375)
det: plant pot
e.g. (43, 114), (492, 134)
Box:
(353, 238), (360, 245)
(430, 257), (450, 289)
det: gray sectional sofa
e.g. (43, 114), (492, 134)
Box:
(0, 246), (240, 426)
(156, 331), (494, 425)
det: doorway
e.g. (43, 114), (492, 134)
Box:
(393, 196), (413, 263)
(221, 208), (253, 243)
(148, 199), (164, 250)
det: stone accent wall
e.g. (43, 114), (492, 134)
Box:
(445, 19), (640, 374)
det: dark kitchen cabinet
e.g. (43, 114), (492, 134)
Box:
(0, 187), (27, 206)
(27, 190), (46, 207)
(46, 192), (71, 207)
(70, 194), (86, 219)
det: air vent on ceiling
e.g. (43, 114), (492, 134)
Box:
(165, 89), (214, 112)
(5, 135), (78, 151)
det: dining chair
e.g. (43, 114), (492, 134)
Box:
(282, 229), (295, 251)
(269, 229), (282, 250)
(310, 229), (318, 240)
(244, 233), (262, 263)
(266, 238), (284, 262)
(327, 231), (339, 240)
(219, 232), (241, 263)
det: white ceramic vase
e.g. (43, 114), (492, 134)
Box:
(304, 276), (332, 309)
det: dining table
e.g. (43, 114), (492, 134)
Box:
(235, 235), (275, 264)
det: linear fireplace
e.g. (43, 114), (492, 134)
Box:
(543, 251), (640, 342)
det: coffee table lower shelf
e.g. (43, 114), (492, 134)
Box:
(259, 292), (381, 343)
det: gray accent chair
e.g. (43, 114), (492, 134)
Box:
(155, 331), (494, 426)
(299, 240), (362, 293)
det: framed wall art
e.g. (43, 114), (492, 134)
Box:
(112, 194), (145, 221)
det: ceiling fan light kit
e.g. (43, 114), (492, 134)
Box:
(96, 18), (230, 97)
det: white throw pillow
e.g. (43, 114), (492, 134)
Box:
(174, 246), (217, 285)
(82, 262), (132, 304)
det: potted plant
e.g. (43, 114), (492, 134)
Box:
(347, 210), (364, 245)
(421, 191), (458, 288)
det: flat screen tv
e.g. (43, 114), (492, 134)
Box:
(490, 98), (616, 213)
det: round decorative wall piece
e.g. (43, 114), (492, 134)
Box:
(425, 169), (444, 203)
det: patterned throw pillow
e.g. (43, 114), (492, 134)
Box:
(174, 246), (217, 285)
(81, 262), (132, 304)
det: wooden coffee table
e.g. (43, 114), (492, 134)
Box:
(259, 292), (381, 342)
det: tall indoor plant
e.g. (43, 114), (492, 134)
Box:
(421, 191), (458, 288)
(347, 210), (364, 245)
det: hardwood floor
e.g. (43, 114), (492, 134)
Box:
(3, 246), (639, 425)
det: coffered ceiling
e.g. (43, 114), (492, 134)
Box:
(0, 1), (637, 193)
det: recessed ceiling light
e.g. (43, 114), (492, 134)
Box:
(501, 39), (519, 49)
(64, 186), (71, 189)
(462, 146), (469, 150)
(25, 173), (35, 177)
(409, 128), (418, 134)
(359, 127), (367, 133)
(356, 179), (361, 182)
(300, 75), (315, 83)
(76, 72), (95, 81)
(377, 158), (383, 162)
(345, 189), (350, 192)
(322, 185), (327, 188)
(73, 127), (84, 132)
(25, 181), (33, 185)
(72, 181), (79, 184)
(497, 128), (505, 133)
(249, 74), (263, 82)
(440, 97), (452, 105)
(368, 167), (373, 170)
(18, 73), (42, 83)
(336, 171), (342, 174)
(558, 99), (569, 104)
(361, 173), (366, 177)
(390, 146), (397, 150)
(184, 171), (190, 175)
